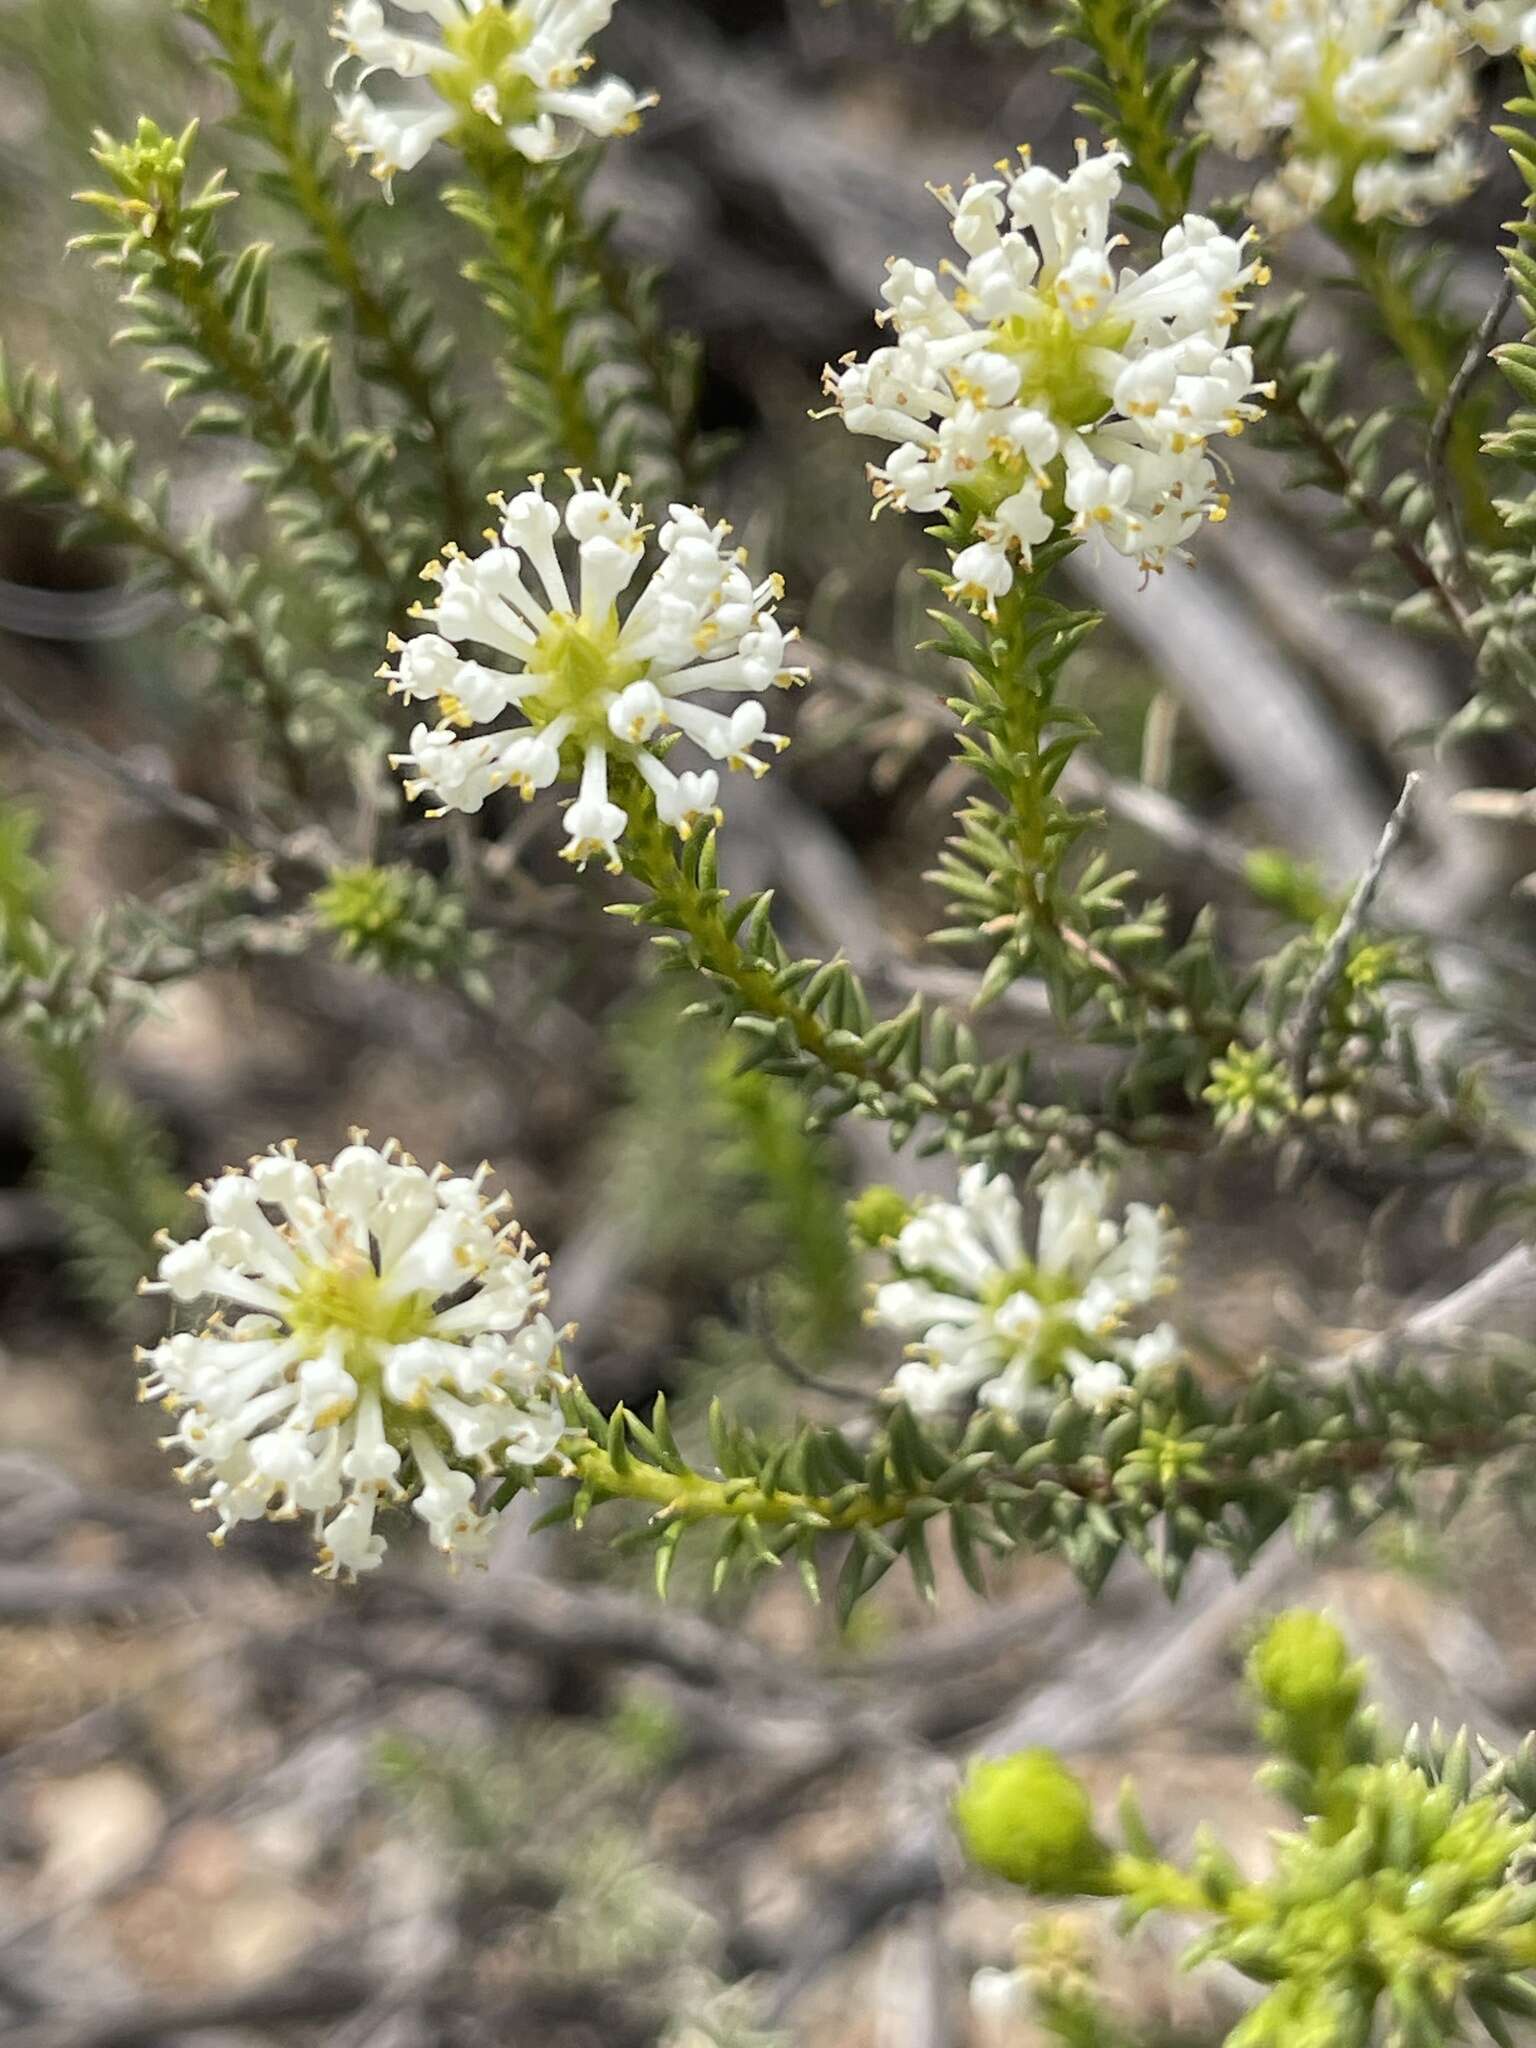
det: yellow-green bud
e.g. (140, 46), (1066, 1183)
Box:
(90, 117), (193, 211)
(849, 1185), (914, 1249)
(954, 1750), (1115, 1895)
(1249, 1610), (1362, 1726)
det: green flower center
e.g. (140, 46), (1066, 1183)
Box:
(432, 5), (541, 126)
(978, 1262), (1082, 1315)
(973, 1262), (1105, 1382)
(287, 1258), (438, 1384)
(1295, 43), (1394, 178)
(988, 301), (1133, 431)
(527, 610), (649, 738)
(946, 296), (1134, 522)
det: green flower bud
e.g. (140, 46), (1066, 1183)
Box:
(954, 1750), (1115, 1895)
(312, 864), (487, 990)
(848, 1184), (914, 1250)
(84, 117), (194, 222)
(1249, 1610), (1362, 1726)
(1202, 1041), (1296, 1134)
(1343, 939), (1401, 993)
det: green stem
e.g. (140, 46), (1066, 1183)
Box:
(1264, 229), (1536, 740)
(325, 246), (476, 545)
(579, 211), (698, 495)
(553, 1403), (1531, 1536)
(1059, 0), (1191, 222)
(981, 571), (1241, 1048)
(30, 1033), (188, 1313)
(193, 0), (477, 540)
(1110, 1853), (1275, 1929)
(621, 795), (1062, 1155)
(567, 1439), (905, 1531)
(1265, 371), (1482, 646)
(627, 813), (870, 1083)
(994, 580), (1053, 887)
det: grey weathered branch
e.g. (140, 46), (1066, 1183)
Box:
(3, 1964), (371, 2048)
(1286, 772), (1420, 1098)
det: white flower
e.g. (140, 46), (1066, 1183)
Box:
(383, 476), (806, 872)
(970, 1966), (1032, 2027)
(871, 1165), (1179, 1418)
(329, 0), (654, 193)
(1436, 0), (1536, 52)
(822, 144), (1267, 606)
(1196, 2), (1482, 232)
(138, 1139), (568, 1577)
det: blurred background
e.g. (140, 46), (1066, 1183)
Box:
(5, 2), (1536, 2043)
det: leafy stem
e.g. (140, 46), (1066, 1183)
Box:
(617, 790), (1084, 1161)
(563, 1400), (1527, 1529)
(448, 142), (604, 476)
(150, 239), (404, 599)
(566, 1438), (892, 1533)
(931, 553), (1247, 1071)
(537, 1348), (1536, 1607)
(1264, 364), (1480, 641)
(572, 194), (705, 497)
(1327, 211), (1502, 550)
(1054, 0), (1201, 225)
(189, 0), (477, 540)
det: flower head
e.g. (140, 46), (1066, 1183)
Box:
(329, 0), (653, 192)
(1435, 0), (1536, 52)
(139, 1139), (567, 1577)
(823, 144), (1267, 606)
(383, 476), (805, 872)
(869, 1164), (1178, 1417)
(1196, 2), (1482, 233)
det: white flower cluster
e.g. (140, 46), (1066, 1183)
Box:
(1196, 2), (1481, 232)
(329, 0), (653, 193)
(1437, 0), (1536, 50)
(139, 1140), (567, 1577)
(870, 1165), (1178, 1418)
(823, 144), (1267, 608)
(384, 476), (805, 873)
